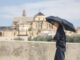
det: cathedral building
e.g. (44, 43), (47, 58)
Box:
(0, 10), (80, 38)
(0, 10), (56, 37)
(12, 10), (56, 37)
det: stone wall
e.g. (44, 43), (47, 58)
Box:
(0, 41), (80, 60)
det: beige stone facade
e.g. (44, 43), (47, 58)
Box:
(12, 10), (56, 37)
(0, 27), (16, 37)
(0, 10), (80, 38)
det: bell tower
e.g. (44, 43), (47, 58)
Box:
(22, 9), (26, 17)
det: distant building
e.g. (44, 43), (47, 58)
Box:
(0, 10), (80, 38)
(0, 10), (56, 37)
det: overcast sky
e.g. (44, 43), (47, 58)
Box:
(0, 0), (80, 27)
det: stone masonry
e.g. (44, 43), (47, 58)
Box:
(0, 41), (80, 60)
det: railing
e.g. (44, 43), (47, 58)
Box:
(0, 41), (80, 60)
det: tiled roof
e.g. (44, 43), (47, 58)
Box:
(14, 17), (33, 21)
(0, 26), (14, 31)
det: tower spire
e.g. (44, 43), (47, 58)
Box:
(22, 9), (26, 17)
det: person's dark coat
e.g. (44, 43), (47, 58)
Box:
(53, 24), (66, 60)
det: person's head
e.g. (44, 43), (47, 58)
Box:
(53, 22), (60, 28)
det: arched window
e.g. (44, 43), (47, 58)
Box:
(37, 23), (42, 29)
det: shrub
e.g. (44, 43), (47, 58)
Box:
(28, 36), (32, 41)
(66, 35), (80, 43)
(14, 37), (24, 40)
(28, 35), (80, 43)
(28, 35), (52, 41)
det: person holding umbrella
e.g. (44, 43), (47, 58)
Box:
(46, 16), (76, 60)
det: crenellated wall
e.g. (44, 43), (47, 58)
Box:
(0, 41), (80, 60)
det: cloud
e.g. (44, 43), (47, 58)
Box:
(0, 0), (80, 26)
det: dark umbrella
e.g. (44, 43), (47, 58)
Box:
(46, 16), (76, 32)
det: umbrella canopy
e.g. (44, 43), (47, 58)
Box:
(46, 16), (76, 32)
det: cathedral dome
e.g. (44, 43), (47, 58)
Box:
(34, 12), (44, 17)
